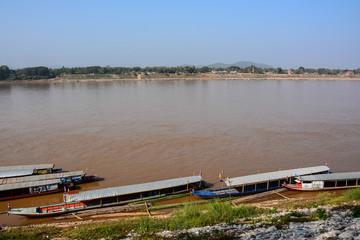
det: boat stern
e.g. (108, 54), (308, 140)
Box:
(8, 207), (39, 216)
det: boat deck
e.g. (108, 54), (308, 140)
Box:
(67, 175), (202, 202)
(225, 166), (330, 187)
(0, 164), (54, 172)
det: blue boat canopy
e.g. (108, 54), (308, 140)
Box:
(298, 172), (360, 182)
(67, 176), (202, 203)
(225, 166), (330, 187)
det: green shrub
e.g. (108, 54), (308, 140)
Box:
(313, 208), (328, 220)
(289, 211), (303, 217)
(352, 206), (360, 218)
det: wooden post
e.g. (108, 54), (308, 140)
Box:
(346, 180), (348, 187)
(117, 197), (119, 203)
(242, 185), (244, 193)
(278, 180), (280, 187)
(335, 181), (337, 187)
(100, 199), (103, 206)
(267, 181), (269, 189)
(187, 180), (189, 191)
(254, 183), (257, 191)
(275, 192), (291, 199)
(71, 213), (84, 220)
(356, 179), (358, 186)
(140, 193), (142, 199)
(145, 202), (152, 217)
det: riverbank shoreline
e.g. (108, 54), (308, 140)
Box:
(1, 200), (359, 240)
(1, 189), (360, 239)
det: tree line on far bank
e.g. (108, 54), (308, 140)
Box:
(0, 65), (359, 81)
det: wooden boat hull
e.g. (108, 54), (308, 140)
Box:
(1, 175), (99, 201)
(0, 189), (62, 201)
(282, 183), (360, 191)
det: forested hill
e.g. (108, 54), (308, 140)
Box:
(207, 61), (272, 69)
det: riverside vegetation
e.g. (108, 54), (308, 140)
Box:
(1, 188), (360, 239)
(1, 65), (359, 81)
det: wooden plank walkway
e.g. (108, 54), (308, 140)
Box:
(231, 188), (288, 204)
(54, 203), (152, 220)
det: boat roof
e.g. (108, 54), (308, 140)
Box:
(299, 172), (360, 181)
(0, 169), (34, 178)
(0, 179), (61, 191)
(67, 176), (202, 202)
(0, 164), (54, 171)
(225, 166), (330, 187)
(0, 171), (85, 185)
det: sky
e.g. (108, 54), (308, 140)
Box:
(1, 0), (360, 69)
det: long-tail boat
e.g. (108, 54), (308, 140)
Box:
(282, 172), (360, 191)
(193, 166), (330, 198)
(0, 170), (99, 201)
(8, 175), (204, 217)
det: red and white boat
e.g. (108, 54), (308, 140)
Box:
(282, 172), (360, 191)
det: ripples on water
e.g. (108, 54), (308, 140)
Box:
(0, 79), (360, 225)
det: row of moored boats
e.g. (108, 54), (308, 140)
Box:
(2, 164), (360, 217)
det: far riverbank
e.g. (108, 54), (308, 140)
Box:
(1, 73), (360, 84)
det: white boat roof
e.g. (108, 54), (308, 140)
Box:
(225, 166), (330, 187)
(0, 179), (61, 191)
(0, 171), (85, 185)
(0, 164), (54, 171)
(67, 176), (202, 202)
(299, 172), (360, 181)
(0, 169), (34, 178)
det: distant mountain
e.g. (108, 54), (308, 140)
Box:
(207, 61), (272, 69)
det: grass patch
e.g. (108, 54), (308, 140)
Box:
(344, 188), (360, 200)
(62, 221), (130, 239)
(0, 226), (60, 240)
(170, 201), (264, 229)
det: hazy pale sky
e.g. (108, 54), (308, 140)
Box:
(1, 0), (359, 69)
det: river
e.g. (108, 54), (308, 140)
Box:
(0, 79), (360, 226)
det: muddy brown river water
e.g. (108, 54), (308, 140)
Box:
(0, 79), (360, 226)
